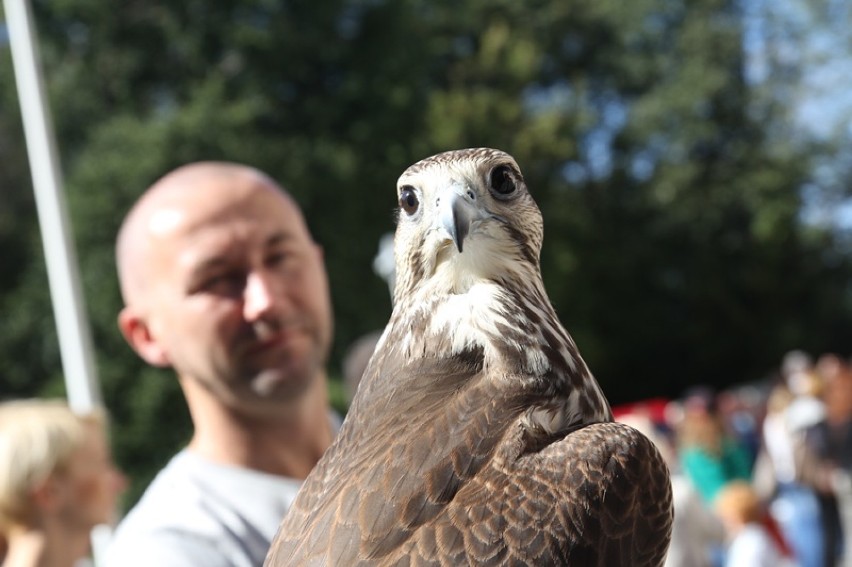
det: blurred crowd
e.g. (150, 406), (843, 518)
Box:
(616, 350), (852, 567)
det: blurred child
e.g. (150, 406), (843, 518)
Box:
(715, 481), (797, 567)
(0, 399), (126, 567)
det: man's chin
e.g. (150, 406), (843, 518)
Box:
(249, 366), (315, 400)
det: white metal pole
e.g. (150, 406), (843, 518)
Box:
(3, 0), (101, 414)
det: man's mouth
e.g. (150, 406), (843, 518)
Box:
(244, 332), (290, 355)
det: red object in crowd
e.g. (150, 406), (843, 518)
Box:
(611, 397), (671, 424)
(762, 512), (794, 558)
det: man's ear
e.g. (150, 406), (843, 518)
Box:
(118, 307), (170, 367)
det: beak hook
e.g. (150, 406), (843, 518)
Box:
(439, 187), (476, 253)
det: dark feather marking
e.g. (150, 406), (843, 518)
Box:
(501, 222), (538, 266)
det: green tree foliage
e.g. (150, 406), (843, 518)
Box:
(1, 0), (851, 505)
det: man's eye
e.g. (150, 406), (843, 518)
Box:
(270, 251), (305, 275)
(268, 252), (290, 266)
(199, 272), (245, 295)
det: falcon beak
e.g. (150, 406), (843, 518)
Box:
(438, 184), (481, 253)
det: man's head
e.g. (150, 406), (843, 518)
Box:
(116, 163), (333, 419)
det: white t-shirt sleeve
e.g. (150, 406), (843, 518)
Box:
(103, 530), (236, 567)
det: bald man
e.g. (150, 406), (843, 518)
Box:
(105, 163), (339, 567)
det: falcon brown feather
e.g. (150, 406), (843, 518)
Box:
(265, 148), (673, 566)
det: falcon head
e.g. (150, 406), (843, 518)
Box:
(384, 147), (598, 391)
(393, 148), (544, 306)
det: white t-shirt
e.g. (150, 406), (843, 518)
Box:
(725, 524), (794, 567)
(104, 450), (304, 567)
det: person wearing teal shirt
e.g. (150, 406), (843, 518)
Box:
(681, 435), (753, 503)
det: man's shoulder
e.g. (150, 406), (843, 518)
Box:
(115, 451), (213, 528)
(107, 452), (226, 552)
(103, 526), (234, 567)
(106, 450), (300, 567)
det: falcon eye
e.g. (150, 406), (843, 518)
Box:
(399, 185), (420, 215)
(489, 165), (517, 198)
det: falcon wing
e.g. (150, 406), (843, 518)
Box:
(267, 347), (528, 565)
(392, 421), (674, 566)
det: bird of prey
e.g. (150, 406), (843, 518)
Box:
(266, 148), (673, 566)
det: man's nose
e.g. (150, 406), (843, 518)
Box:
(243, 271), (281, 321)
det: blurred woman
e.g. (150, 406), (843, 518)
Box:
(0, 399), (126, 567)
